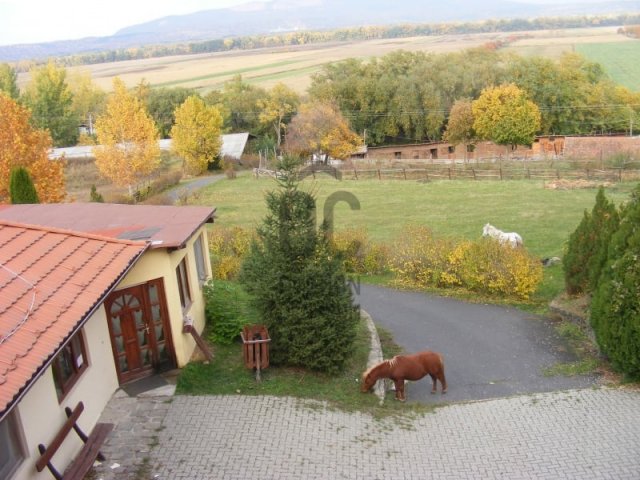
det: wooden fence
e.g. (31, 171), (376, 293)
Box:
(311, 166), (640, 182)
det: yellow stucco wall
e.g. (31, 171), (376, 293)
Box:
(10, 308), (119, 480)
(8, 225), (212, 479)
(112, 226), (211, 368)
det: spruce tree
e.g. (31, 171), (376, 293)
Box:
(563, 209), (592, 295)
(587, 187), (619, 292)
(239, 156), (359, 373)
(9, 167), (39, 204)
(590, 184), (640, 378)
(563, 187), (619, 295)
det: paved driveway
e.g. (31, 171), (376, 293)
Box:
(93, 388), (640, 479)
(357, 285), (597, 403)
(92, 286), (640, 479)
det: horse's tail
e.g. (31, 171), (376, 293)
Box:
(437, 353), (447, 393)
(437, 353), (445, 373)
(516, 234), (523, 246)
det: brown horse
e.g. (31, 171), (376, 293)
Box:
(361, 351), (447, 401)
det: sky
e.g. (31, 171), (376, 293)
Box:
(0, 0), (261, 46)
(0, 0), (587, 47)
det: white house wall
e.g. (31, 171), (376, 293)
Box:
(10, 308), (119, 480)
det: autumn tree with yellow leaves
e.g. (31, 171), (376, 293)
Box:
(257, 83), (299, 149)
(472, 84), (541, 156)
(171, 95), (223, 175)
(0, 93), (66, 203)
(285, 102), (362, 163)
(94, 78), (160, 197)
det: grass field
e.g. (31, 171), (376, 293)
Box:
(188, 173), (637, 308)
(17, 26), (630, 94)
(191, 173), (636, 259)
(576, 42), (640, 92)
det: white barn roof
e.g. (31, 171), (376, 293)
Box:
(50, 133), (249, 160)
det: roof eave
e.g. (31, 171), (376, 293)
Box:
(0, 242), (150, 423)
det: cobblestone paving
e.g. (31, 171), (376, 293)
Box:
(91, 390), (172, 480)
(134, 388), (639, 480)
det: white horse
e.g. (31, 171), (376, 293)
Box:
(482, 223), (523, 247)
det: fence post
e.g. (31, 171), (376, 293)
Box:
(354, 168), (358, 180)
(472, 168), (476, 180)
(425, 170), (429, 181)
(312, 168), (316, 180)
(556, 169), (560, 179)
(448, 168), (452, 180)
(377, 169), (381, 180)
(527, 168), (530, 179)
(403, 168), (407, 180)
(499, 167), (503, 180)
(619, 169), (622, 182)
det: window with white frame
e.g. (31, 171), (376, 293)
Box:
(0, 410), (26, 479)
(176, 257), (192, 310)
(193, 234), (208, 285)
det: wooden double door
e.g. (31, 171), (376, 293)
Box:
(105, 279), (175, 384)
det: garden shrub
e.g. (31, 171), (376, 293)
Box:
(586, 188), (619, 292)
(389, 225), (454, 288)
(203, 279), (258, 344)
(208, 226), (253, 279)
(389, 226), (542, 299)
(9, 166), (39, 204)
(563, 210), (592, 295)
(590, 185), (640, 378)
(331, 228), (389, 275)
(564, 187), (619, 295)
(457, 238), (543, 299)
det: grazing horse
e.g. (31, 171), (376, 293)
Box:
(482, 223), (523, 247)
(361, 351), (447, 402)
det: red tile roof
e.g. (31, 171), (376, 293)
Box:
(0, 203), (216, 249)
(0, 220), (147, 420)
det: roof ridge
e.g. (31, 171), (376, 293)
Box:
(0, 220), (148, 247)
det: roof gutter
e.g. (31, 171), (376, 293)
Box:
(168, 208), (216, 252)
(0, 242), (150, 423)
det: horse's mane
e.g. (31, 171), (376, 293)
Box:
(363, 357), (397, 379)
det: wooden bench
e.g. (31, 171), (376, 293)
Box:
(36, 401), (114, 480)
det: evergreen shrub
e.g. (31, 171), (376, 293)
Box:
(239, 157), (359, 373)
(590, 185), (640, 378)
(203, 280), (258, 344)
(9, 166), (39, 204)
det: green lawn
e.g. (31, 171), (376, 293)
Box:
(190, 173), (636, 309)
(194, 174), (635, 259)
(576, 42), (640, 92)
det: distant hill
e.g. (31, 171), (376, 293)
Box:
(1, 0), (639, 62)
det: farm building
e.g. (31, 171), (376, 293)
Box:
(0, 204), (214, 479)
(356, 135), (638, 163)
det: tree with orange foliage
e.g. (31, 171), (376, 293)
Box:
(0, 93), (66, 203)
(285, 102), (362, 163)
(94, 78), (160, 197)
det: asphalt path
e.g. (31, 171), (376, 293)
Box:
(167, 174), (225, 202)
(357, 284), (597, 404)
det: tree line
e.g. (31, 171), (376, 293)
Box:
(10, 13), (640, 70)
(2, 43), (640, 202)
